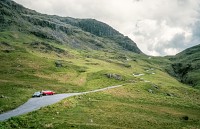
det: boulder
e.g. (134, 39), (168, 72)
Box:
(0, 95), (5, 98)
(148, 89), (153, 93)
(152, 84), (159, 89)
(55, 61), (62, 67)
(105, 73), (123, 80)
(166, 93), (174, 97)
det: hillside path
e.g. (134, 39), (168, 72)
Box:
(0, 85), (123, 121)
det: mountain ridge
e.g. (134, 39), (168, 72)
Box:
(0, 0), (142, 54)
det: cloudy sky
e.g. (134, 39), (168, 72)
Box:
(13, 0), (200, 56)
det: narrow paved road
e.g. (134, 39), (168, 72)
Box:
(0, 85), (123, 121)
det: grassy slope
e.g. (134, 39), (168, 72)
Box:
(166, 44), (200, 89)
(1, 56), (200, 128)
(0, 1), (200, 128)
(0, 30), (136, 113)
(0, 32), (200, 128)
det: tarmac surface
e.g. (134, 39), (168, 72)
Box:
(0, 85), (123, 121)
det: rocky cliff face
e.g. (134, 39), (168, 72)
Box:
(0, 0), (142, 54)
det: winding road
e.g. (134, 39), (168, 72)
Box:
(0, 85), (123, 121)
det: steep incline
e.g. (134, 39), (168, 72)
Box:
(166, 44), (200, 88)
(0, 0), (142, 54)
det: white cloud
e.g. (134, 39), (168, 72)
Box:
(13, 0), (200, 56)
(132, 19), (194, 55)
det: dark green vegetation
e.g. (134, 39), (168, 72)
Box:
(0, 0), (200, 128)
(166, 44), (200, 89)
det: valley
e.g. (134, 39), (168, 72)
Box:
(0, 0), (200, 128)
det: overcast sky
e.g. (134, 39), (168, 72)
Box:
(13, 0), (200, 56)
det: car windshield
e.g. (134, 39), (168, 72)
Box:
(34, 92), (40, 95)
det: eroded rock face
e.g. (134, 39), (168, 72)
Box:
(30, 42), (66, 54)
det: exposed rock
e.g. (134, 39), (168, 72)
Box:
(144, 80), (150, 83)
(106, 73), (123, 80)
(133, 73), (144, 77)
(0, 95), (5, 98)
(55, 61), (62, 67)
(30, 42), (67, 55)
(148, 89), (153, 93)
(166, 93), (174, 97)
(152, 84), (159, 89)
(90, 119), (93, 123)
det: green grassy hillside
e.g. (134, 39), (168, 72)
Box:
(166, 44), (200, 89)
(1, 57), (200, 128)
(0, 0), (143, 113)
(0, 0), (200, 128)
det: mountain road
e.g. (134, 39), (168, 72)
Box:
(0, 84), (123, 121)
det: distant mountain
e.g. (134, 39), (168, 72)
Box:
(166, 44), (200, 88)
(0, 0), (142, 54)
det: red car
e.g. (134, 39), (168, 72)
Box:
(41, 90), (55, 95)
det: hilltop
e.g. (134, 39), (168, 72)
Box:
(0, 0), (142, 54)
